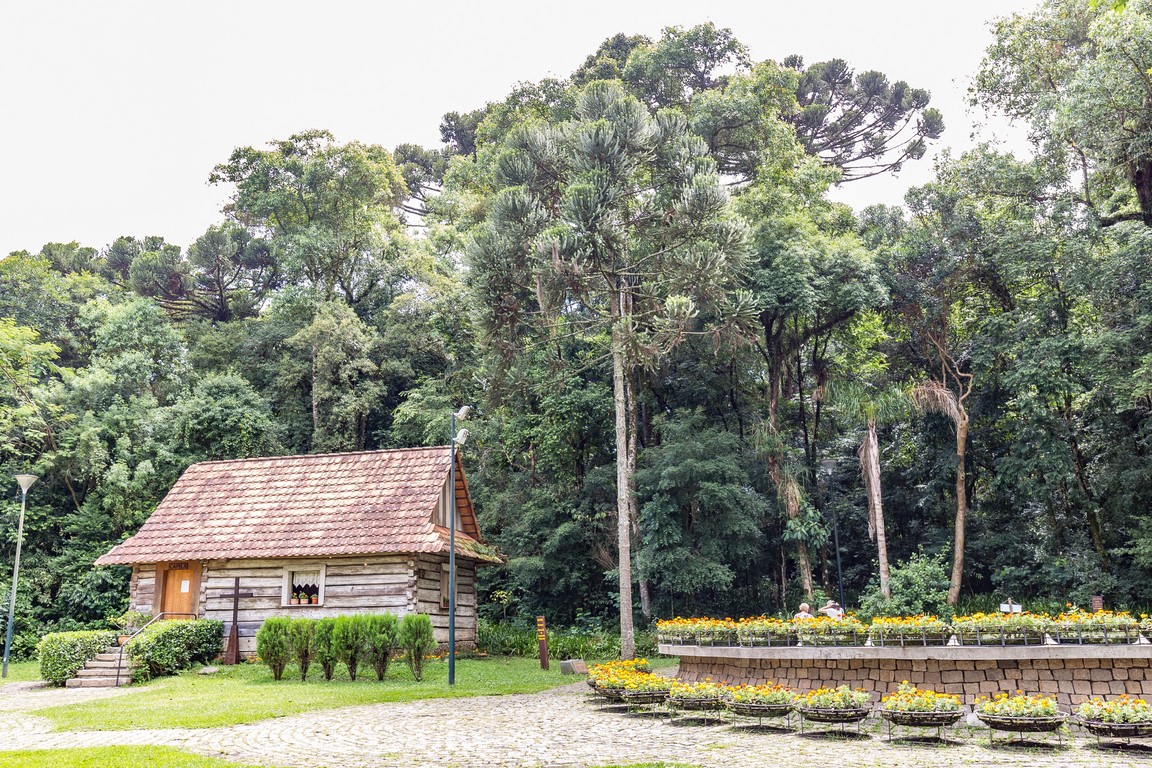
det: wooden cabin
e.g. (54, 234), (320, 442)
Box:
(95, 447), (499, 657)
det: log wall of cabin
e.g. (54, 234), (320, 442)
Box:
(129, 564), (156, 613)
(194, 554), (478, 657)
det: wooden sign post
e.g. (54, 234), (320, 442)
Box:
(221, 577), (254, 665)
(536, 615), (549, 670)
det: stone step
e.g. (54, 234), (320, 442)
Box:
(65, 675), (131, 688)
(76, 666), (133, 678)
(84, 659), (127, 669)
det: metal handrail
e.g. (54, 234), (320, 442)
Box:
(113, 612), (197, 685)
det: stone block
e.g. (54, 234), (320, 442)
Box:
(963, 670), (985, 683)
(1065, 659), (1084, 669)
(1058, 680), (1074, 694)
(1111, 681), (1128, 695)
(1039, 679), (1060, 693)
(974, 660), (997, 670)
(1073, 669), (1091, 680)
(1090, 669), (1112, 682)
(559, 659), (588, 675)
(942, 671), (964, 684)
(1073, 680), (1093, 696)
(1127, 681), (1144, 694)
(1092, 681), (1113, 696)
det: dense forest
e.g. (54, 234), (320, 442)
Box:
(2, 0), (1151, 657)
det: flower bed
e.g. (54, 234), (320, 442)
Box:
(795, 616), (867, 646)
(734, 617), (796, 647)
(796, 685), (871, 723)
(975, 692), (1066, 732)
(1050, 609), (1141, 644)
(952, 613), (1049, 646)
(1077, 695), (1152, 737)
(880, 682), (963, 727)
(868, 616), (953, 647)
(725, 683), (797, 718)
(670, 680), (729, 711)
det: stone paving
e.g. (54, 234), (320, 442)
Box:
(2, 679), (1152, 767)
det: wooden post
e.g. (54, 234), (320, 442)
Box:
(221, 577), (254, 665)
(536, 615), (549, 670)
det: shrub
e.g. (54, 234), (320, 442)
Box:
(287, 618), (315, 681)
(858, 549), (953, 621)
(314, 618), (337, 681)
(399, 613), (436, 681)
(127, 619), (223, 680)
(333, 614), (369, 681)
(256, 617), (292, 681)
(365, 613), (399, 681)
(37, 630), (117, 685)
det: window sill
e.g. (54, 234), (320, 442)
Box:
(282, 603), (323, 608)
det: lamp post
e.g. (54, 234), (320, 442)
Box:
(448, 406), (471, 686)
(819, 458), (845, 611)
(3, 474), (37, 678)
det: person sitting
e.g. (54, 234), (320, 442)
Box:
(817, 600), (844, 620)
(793, 602), (814, 619)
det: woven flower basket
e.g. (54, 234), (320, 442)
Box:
(955, 629), (1047, 646)
(728, 701), (794, 718)
(672, 696), (725, 712)
(1078, 719), (1152, 738)
(976, 713), (1068, 732)
(880, 709), (963, 728)
(621, 690), (669, 705)
(797, 706), (870, 724)
(1051, 626), (1142, 645)
(596, 686), (627, 703)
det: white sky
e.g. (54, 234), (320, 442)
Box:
(0, 0), (1037, 257)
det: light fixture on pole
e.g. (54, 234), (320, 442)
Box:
(819, 458), (845, 612)
(3, 474), (37, 678)
(448, 406), (470, 686)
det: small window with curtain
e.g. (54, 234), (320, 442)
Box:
(282, 565), (325, 606)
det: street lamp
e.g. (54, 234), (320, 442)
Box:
(448, 406), (471, 686)
(3, 474), (37, 678)
(819, 458), (845, 612)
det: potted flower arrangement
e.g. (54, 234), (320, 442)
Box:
(735, 617), (795, 647)
(588, 659), (650, 701)
(725, 683), (797, 718)
(1051, 608), (1140, 644)
(868, 615), (952, 647)
(620, 671), (676, 705)
(974, 692), (1067, 733)
(880, 681), (964, 727)
(669, 679), (729, 711)
(796, 685), (871, 723)
(656, 617), (736, 646)
(794, 615), (866, 646)
(952, 612), (1050, 646)
(1077, 695), (1152, 738)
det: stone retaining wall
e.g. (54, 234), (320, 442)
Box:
(664, 644), (1152, 708)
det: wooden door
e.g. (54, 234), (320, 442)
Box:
(161, 567), (197, 618)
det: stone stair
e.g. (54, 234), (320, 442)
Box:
(65, 645), (135, 688)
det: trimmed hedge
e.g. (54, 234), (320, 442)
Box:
(256, 617), (291, 680)
(399, 613), (436, 681)
(37, 630), (117, 685)
(127, 619), (223, 680)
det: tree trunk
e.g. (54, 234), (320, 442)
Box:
(859, 417), (891, 600)
(947, 415), (969, 606)
(310, 343), (320, 445)
(626, 368), (652, 623)
(611, 293), (636, 660)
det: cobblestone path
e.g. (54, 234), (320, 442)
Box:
(2, 680), (1151, 767)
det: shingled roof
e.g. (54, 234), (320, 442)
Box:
(96, 447), (498, 566)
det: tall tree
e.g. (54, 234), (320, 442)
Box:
(468, 81), (752, 656)
(209, 130), (407, 305)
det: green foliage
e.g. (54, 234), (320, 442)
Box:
(286, 618), (315, 682)
(364, 613), (399, 681)
(475, 620), (657, 661)
(255, 617), (292, 681)
(313, 618), (338, 681)
(398, 613), (436, 681)
(0, 746), (266, 768)
(332, 614), (368, 681)
(858, 550), (952, 620)
(126, 620), (223, 680)
(36, 630), (116, 685)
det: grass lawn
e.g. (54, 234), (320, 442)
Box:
(0, 661), (40, 682)
(35, 655), (582, 731)
(0, 746), (263, 768)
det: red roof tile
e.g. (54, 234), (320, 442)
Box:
(96, 447), (497, 566)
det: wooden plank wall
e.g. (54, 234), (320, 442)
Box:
(129, 555), (480, 656)
(129, 565), (156, 613)
(415, 554), (478, 646)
